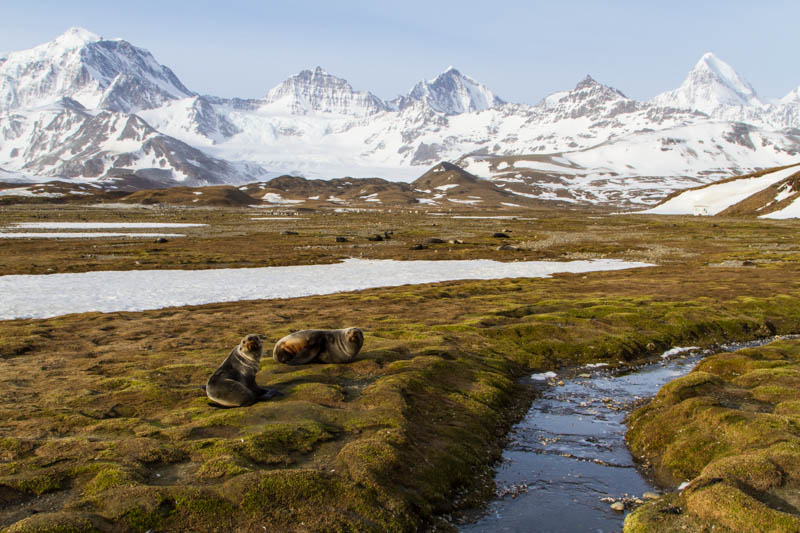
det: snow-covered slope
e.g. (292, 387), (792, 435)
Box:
(637, 164), (800, 216)
(0, 99), (265, 187)
(0, 27), (193, 113)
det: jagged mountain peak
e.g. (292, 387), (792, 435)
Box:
(262, 67), (388, 116)
(537, 74), (635, 120)
(781, 86), (800, 104)
(652, 52), (762, 114)
(0, 28), (193, 113)
(393, 67), (505, 115)
(575, 74), (600, 90)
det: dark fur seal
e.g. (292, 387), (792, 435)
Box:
(205, 334), (281, 407)
(273, 328), (364, 365)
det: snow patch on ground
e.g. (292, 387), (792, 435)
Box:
(760, 194), (800, 219)
(0, 187), (64, 198)
(661, 346), (700, 359)
(262, 193), (304, 204)
(0, 233), (186, 239)
(0, 258), (653, 320)
(10, 222), (205, 229)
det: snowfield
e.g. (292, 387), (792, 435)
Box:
(637, 165), (800, 216)
(0, 233), (187, 239)
(9, 222), (206, 229)
(0, 258), (652, 320)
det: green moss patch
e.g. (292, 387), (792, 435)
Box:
(626, 339), (800, 531)
(3, 207), (800, 530)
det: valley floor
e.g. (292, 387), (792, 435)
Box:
(1, 205), (799, 531)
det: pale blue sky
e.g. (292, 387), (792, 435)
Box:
(1, 0), (797, 104)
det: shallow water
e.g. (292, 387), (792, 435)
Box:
(460, 339), (784, 533)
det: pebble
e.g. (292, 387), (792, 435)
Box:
(610, 501), (625, 512)
(643, 491), (660, 500)
(579, 373), (591, 378)
(557, 380), (565, 386)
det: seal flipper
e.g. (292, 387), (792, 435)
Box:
(207, 401), (234, 409)
(257, 388), (283, 401)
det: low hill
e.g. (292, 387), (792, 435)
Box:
(240, 176), (418, 208)
(637, 163), (800, 218)
(410, 162), (552, 208)
(121, 185), (258, 207)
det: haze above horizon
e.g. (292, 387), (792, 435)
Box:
(1, 0), (797, 104)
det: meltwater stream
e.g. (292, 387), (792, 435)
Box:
(461, 339), (784, 533)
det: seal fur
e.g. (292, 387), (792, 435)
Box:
(205, 334), (280, 407)
(273, 328), (364, 365)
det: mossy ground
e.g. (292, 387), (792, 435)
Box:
(626, 339), (800, 532)
(1, 205), (800, 531)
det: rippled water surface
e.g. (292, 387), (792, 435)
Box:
(461, 340), (783, 533)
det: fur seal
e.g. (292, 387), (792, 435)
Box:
(205, 334), (281, 407)
(273, 328), (364, 365)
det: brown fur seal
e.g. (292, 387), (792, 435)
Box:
(205, 334), (281, 407)
(273, 328), (364, 365)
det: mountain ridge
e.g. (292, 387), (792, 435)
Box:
(1, 28), (799, 207)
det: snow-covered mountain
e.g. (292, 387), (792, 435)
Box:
(391, 67), (505, 114)
(1, 28), (799, 206)
(0, 27), (193, 113)
(262, 67), (388, 116)
(651, 52), (800, 130)
(653, 52), (763, 115)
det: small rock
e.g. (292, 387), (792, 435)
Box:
(646, 342), (656, 351)
(492, 232), (510, 238)
(579, 373), (591, 378)
(610, 501), (625, 512)
(335, 236), (348, 242)
(643, 491), (660, 500)
(281, 230), (298, 235)
(557, 380), (565, 386)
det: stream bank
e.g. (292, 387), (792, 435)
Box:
(460, 338), (791, 533)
